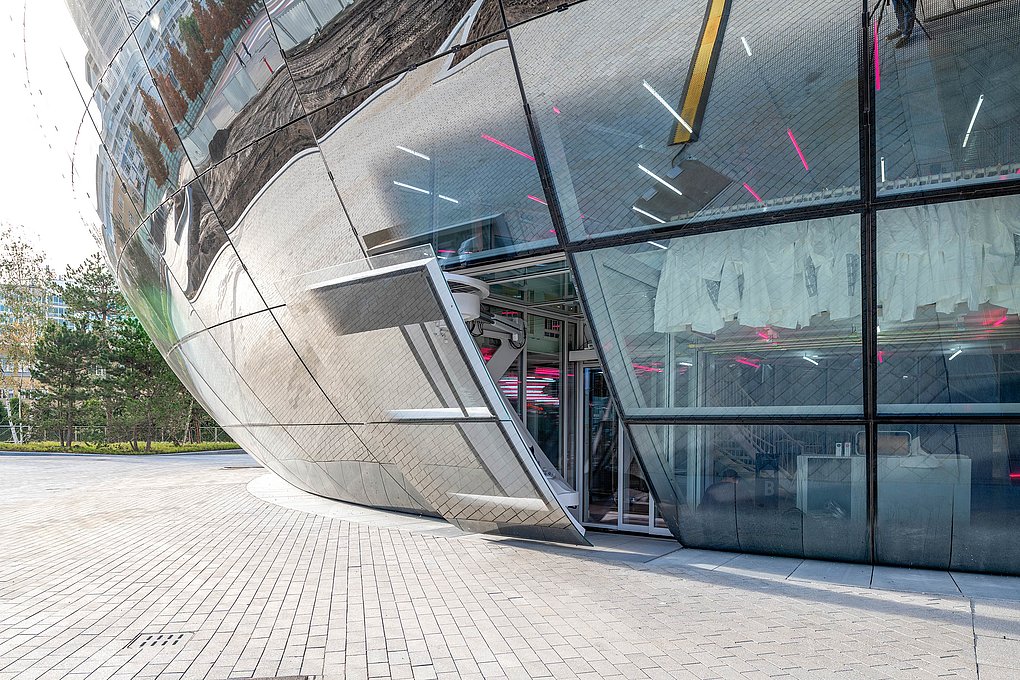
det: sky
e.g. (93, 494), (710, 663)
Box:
(0, 0), (101, 272)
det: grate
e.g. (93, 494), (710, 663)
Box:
(125, 632), (191, 649)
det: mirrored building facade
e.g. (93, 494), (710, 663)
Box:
(63, 0), (1020, 572)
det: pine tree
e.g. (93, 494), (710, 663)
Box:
(138, 87), (177, 150)
(129, 121), (170, 187)
(32, 323), (99, 447)
(106, 318), (188, 451)
(62, 253), (126, 343)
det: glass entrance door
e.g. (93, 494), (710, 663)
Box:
(581, 365), (670, 534)
(583, 367), (618, 525)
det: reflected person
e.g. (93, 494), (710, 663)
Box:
(886, 0), (916, 48)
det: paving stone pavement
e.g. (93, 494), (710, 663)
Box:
(2, 451), (1019, 680)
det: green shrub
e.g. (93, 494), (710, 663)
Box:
(0, 441), (241, 454)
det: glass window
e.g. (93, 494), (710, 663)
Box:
(584, 367), (619, 526)
(575, 215), (864, 416)
(511, 0), (861, 241)
(875, 423), (1020, 573)
(526, 314), (564, 468)
(875, 0), (1020, 194)
(631, 423), (869, 562)
(877, 195), (1020, 414)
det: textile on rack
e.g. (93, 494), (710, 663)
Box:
(652, 195), (1020, 334)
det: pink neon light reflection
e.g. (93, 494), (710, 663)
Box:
(878, 350), (884, 363)
(553, 106), (561, 114)
(1010, 472), (1020, 479)
(788, 129), (809, 171)
(994, 314), (1009, 327)
(527, 194), (548, 205)
(743, 182), (763, 202)
(734, 357), (760, 368)
(481, 133), (536, 161)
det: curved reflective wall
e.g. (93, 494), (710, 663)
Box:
(62, 0), (1020, 570)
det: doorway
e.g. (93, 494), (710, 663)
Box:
(580, 365), (670, 535)
(462, 256), (669, 535)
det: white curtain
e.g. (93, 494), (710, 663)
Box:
(653, 196), (1020, 334)
(876, 196), (1020, 322)
(654, 217), (861, 334)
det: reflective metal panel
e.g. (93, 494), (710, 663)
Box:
(217, 121), (366, 306)
(88, 32), (197, 220)
(117, 215), (204, 352)
(133, 0), (302, 173)
(175, 328), (281, 425)
(71, 111), (140, 265)
(165, 181), (267, 324)
(205, 310), (343, 425)
(280, 256), (587, 542)
(309, 44), (557, 265)
(267, 0), (505, 117)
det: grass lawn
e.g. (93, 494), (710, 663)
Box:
(0, 441), (241, 454)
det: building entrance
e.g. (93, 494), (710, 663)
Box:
(579, 365), (670, 535)
(462, 256), (668, 535)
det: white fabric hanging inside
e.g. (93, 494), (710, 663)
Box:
(652, 196), (1020, 334)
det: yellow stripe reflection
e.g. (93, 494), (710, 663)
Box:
(673, 0), (730, 144)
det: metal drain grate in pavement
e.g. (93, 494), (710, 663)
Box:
(126, 632), (191, 648)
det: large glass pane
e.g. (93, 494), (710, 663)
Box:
(575, 215), (863, 417)
(875, 0), (1020, 194)
(631, 423), (869, 562)
(877, 195), (1020, 415)
(309, 44), (557, 265)
(875, 423), (1020, 574)
(584, 368), (618, 526)
(526, 314), (563, 469)
(621, 434), (651, 528)
(511, 0), (861, 241)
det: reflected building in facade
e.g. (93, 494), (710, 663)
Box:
(63, 0), (1020, 571)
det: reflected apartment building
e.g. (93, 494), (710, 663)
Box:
(62, 0), (1020, 572)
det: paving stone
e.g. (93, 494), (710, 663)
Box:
(0, 452), (1004, 680)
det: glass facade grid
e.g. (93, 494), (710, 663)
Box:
(66, 0), (1020, 569)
